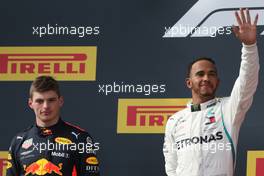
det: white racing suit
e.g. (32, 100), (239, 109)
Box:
(163, 44), (259, 176)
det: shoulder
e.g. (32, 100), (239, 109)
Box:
(13, 125), (34, 140)
(9, 125), (34, 149)
(64, 121), (86, 133)
(63, 121), (94, 142)
(216, 97), (230, 105)
(168, 108), (188, 121)
(166, 108), (188, 129)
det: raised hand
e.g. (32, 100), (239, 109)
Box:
(233, 8), (258, 45)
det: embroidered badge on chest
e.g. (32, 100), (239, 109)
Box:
(205, 108), (216, 125)
(22, 138), (33, 149)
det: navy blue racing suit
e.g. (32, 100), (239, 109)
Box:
(7, 118), (100, 176)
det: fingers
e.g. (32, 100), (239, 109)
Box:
(240, 8), (246, 23)
(254, 14), (259, 25)
(246, 9), (251, 24)
(236, 8), (257, 25)
(235, 11), (242, 26)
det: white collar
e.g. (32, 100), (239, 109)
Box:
(187, 98), (217, 112)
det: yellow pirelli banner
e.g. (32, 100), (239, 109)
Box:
(247, 150), (264, 176)
(117, 98), (189, 134)
(0, 46), (97, 81)
(0, 151), (8, 176)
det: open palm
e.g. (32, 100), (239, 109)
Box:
(233, 9), (258, 45)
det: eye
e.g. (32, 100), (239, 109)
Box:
(48, 98), (56, 102)
(195, 71), (205, 77)
(48, 98), (57, 103)
(35, 99), (44, 104)
(208, 71), (217, 77)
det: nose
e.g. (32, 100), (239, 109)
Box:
(202, 74), (210, 81)
(43, 101), (49, 109)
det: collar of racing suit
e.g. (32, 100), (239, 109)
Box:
(188, 98), (218, 112)
(33, 118), (64, 137)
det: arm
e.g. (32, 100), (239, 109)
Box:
(6, 136), (21, 176)
(75, 132), (100, 176)
(163, 118), (177, 176)
(229, 9), (259, 126)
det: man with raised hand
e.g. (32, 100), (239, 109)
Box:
(163, 9), (259, 176)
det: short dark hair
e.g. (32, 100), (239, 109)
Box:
(187, 57), (217, 77)
(29, 76), (60, 98)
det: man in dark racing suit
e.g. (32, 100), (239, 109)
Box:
(6, 75), (100, 176)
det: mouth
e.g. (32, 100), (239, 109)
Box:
(41, 111), (51, 116)
(200, 84), (211, 88)
(200, 83), (214, 91)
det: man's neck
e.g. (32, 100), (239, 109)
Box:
(36, 117), (60, 128)
(192, 96), (215, 105)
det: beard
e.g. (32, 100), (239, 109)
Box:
(193, 84), (216, 100)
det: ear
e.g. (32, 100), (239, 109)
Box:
(28, 98), (33, 109)
(59, 96), (64, 107)
(186, 78), (192, 89)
